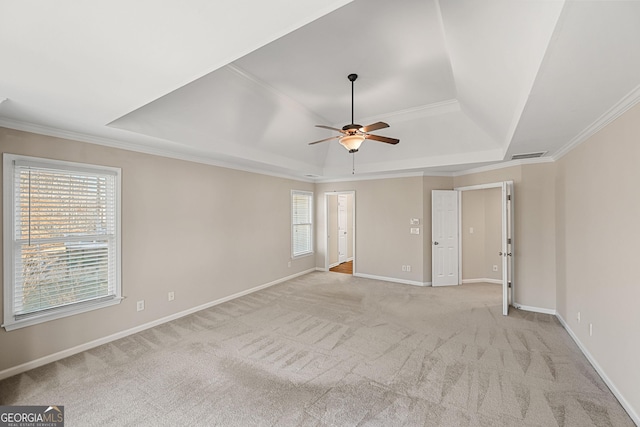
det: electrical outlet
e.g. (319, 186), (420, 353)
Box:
(168, 291), (175, 301)
(470, 227), (474, 234)
(136, 300), (145, 311)
(577, 311), (581, 323)
(493, 265), (498, 272)
(287, 261), (291, 268)
(589, 323), (593, 336)
(407, 265), (411, 272)
(402, 265), (407, 272)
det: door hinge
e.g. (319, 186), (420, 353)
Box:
(508, 238), (512, 244)
(507, 195), (511, 201)
(508, 281), (512, 288)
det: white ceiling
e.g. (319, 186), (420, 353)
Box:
(1, 0), (640, 180)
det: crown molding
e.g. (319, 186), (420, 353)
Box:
(350, 99), (460, 128)
(315, 171), (426, 184)
(553, 83), (640, 161)
(0, 119), (316, 183)
(452, 156), (555, 177)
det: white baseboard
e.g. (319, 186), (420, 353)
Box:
(512, 303), (556, 315)
(328, 262), (340, 269)
(354, 273), (431, 287)
(462, 278), (502, 285)
(556, 313), (639, 426)
(0, 268), (316, 381)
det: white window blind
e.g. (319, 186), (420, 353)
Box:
(292, 191), (313, 257)
(3, 155), (121, 330)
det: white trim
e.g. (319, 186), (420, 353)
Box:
(323, 190), (356, 275)
(455, 182), (504, 191)
(316, 171), (425, 184)
(452, 157), (554, 177)
(462, 278), (502, 285)
(0, 119), (316, 184)
(354, 272), (430, 287)
(553, 83), (640, 161)
(349, 99), (460, 128)
(328, 262), (340, 269)
(0, 268), (316, 381)
(556, 313), (640, 425)
(513, 303), (556, 315)
(3, 154), (122, 331)
(291, 190), (314, 258)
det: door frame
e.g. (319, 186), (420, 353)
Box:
(454, 181), (514, 315)
(324, 191), (356, 273)
(338, 194), (348, 264)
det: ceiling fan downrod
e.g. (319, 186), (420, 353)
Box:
(348, 73), (358, 125)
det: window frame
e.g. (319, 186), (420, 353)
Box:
(291, 190), (313, 258)
(2, 154), (122, 331)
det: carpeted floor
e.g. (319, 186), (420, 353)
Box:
(0, 272), (634, 426)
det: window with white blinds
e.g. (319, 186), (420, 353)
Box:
(291, 191), (313, 257)
(3, 154), (121, 331)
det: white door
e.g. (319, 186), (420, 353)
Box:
(338, 194), (348, 264)
(432, 190), (459, 286)
(500, 182), (514, 315)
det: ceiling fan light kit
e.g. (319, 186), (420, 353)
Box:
(308, 73), (399, 153)
(339, 134), (365, 153)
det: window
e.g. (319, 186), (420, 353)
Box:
(291, 190), (313, 257)
(3, 154), (121, 331)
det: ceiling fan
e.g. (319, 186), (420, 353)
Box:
(308, 74), (400, 153)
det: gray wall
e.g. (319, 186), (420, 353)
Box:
(0, 127), (315, 372)
(461, 188), (502, 282)
(3, 105), (639, 421)
(555, 102), (640, 419)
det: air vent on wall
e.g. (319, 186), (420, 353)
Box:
(511, 151), (547, 161)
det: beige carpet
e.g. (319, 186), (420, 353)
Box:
(0, 272), (634, 426)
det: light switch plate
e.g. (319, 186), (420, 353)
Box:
(410, 228), (420, 235)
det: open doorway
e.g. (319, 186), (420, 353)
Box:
(454, 182), (514, 315)
(433, 182), (513, 315)
(325, 191), (355, 274)
(460, 187), (502, 285)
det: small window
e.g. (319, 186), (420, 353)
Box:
(291, 190), (313, 258)
(3, 154), (122, 331)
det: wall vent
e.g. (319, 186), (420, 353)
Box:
(511, 151), (547, 160)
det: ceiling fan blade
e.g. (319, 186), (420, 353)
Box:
(360, 121), (389, 133)
(308, 135), (340, 145)
(316, 125), (346, 133)
(366, 134), (400, 145)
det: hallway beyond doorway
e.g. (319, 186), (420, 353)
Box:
(330, 261), (353, 275)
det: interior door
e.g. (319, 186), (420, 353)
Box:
(338, 194), (348, 264)
(432, 190), (459, 286)
(500, 182), (514, 315)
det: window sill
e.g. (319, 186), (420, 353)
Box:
(292, 252), (314, 260)
(2, 297), (123, 331)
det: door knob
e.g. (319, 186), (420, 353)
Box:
(498, 251), (503, 256)
(434, 241), (439, 245)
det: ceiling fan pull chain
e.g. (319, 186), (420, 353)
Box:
(352, 152), (355, 174)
